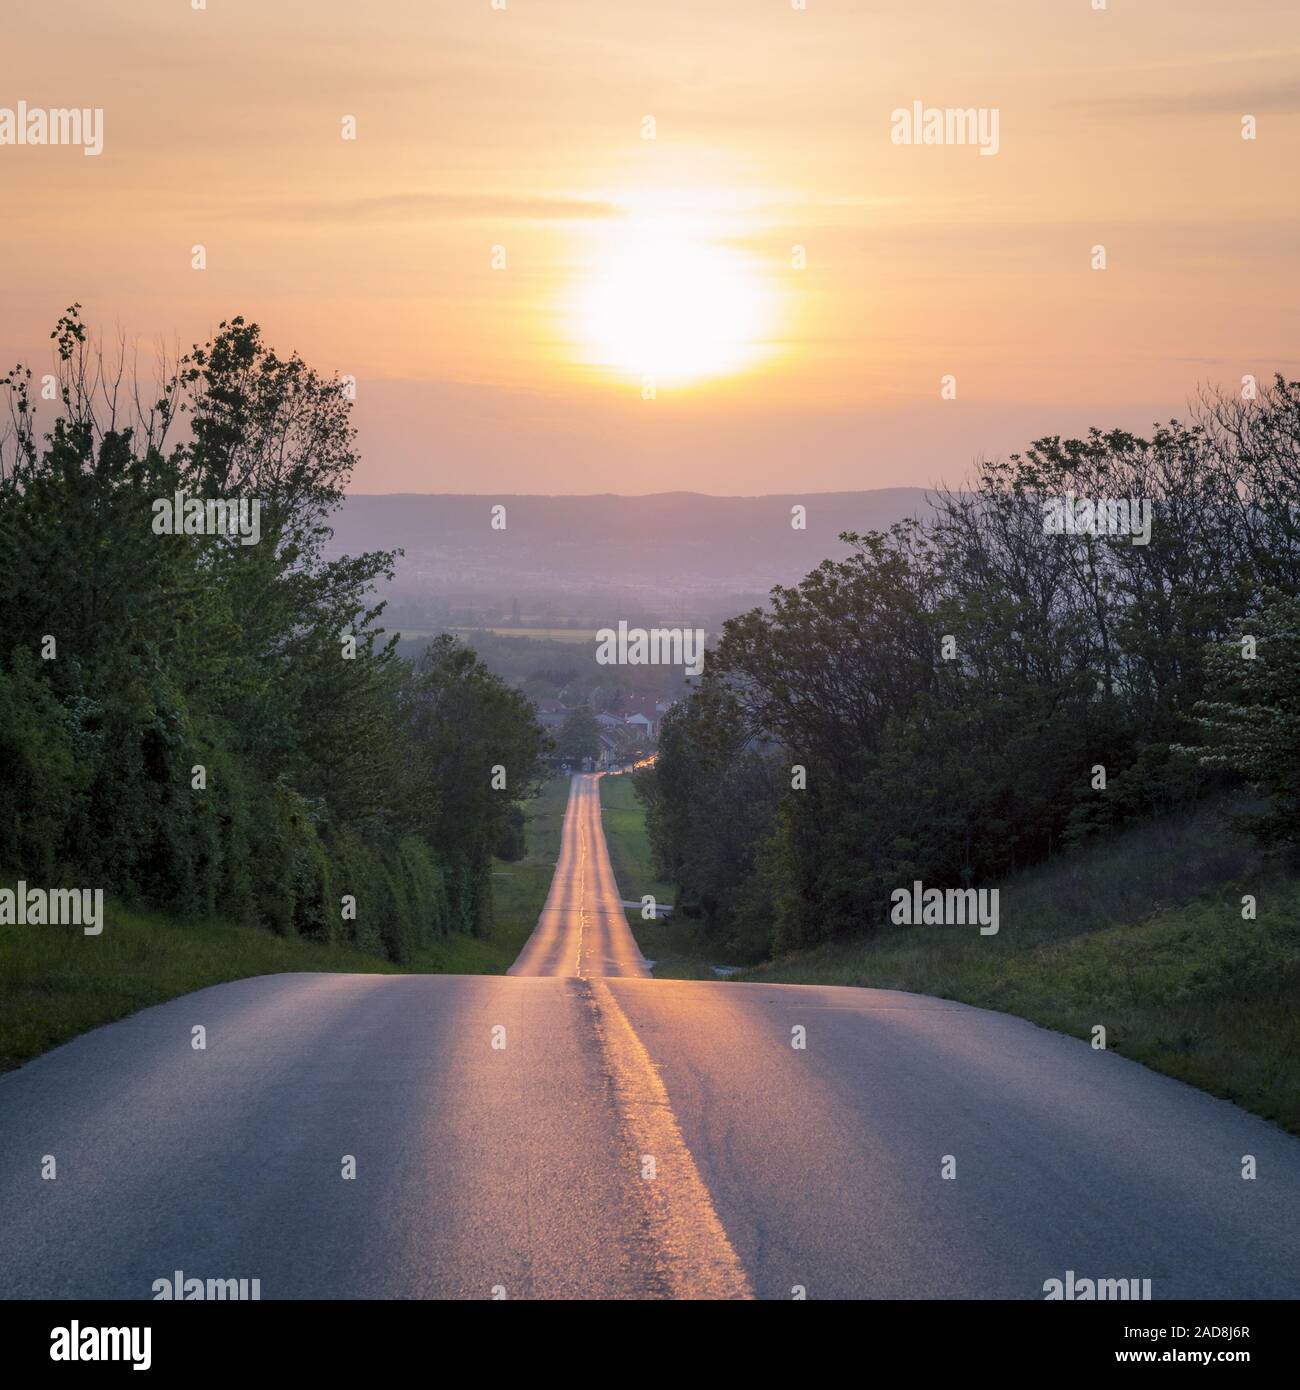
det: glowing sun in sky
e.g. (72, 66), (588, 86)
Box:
(570, 232), (774, 388)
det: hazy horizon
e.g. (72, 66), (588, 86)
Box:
(339, 485), (930, 498)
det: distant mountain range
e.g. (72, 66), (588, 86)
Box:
(329, 490), (932, 615)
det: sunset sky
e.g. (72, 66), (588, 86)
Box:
(4, 0), (1299, 493)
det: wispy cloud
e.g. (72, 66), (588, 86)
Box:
(225, 193), (623, 224)
(1095, 78), (1300, 116)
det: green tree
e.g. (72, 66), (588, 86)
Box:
(1187, 590), (1300, 851)
(0, 309), (538, 961)
(554, 705), (599, 765)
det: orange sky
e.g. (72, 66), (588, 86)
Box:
(3, 0), (1298, 493)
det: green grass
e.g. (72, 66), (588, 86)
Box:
(488, 774), (571, 947)
(594, 780), (1300, 1131)
(0, 901), (411, 1074)
(739, 803), (1300, 1135)
(0, 776), (572, 1075)
(391, 627), (601, 643)
(599, 772), (725, 979)
(598, 773), (672, 906)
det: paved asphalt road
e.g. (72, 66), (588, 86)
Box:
(508, 771), (650, 979)
(2, 773), (1298, 1299)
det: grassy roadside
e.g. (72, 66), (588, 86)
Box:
(597, 780), (1300, 1134)
(0, 775), (571, 1075)
(0, 904), (412, 1074)
(599, 772), (723, 980)
(488, 773), (570, 950)
(740, 805), (1300, 1136)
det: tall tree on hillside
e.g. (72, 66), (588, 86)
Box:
(402, 635), (548, 933)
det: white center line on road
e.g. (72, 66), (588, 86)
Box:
(579, 976), (753, 1299)
(509, 774), (745, 1291)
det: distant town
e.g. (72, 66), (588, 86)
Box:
(533, 690), (673, 772)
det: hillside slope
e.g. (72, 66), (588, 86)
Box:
(602, 785), (1300, 1134)
(740, 804), (1300, 1133)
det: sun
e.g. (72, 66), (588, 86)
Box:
(570, 234), (773, 388)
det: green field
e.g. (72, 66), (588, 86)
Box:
(599, 773), (722, 979)
(0, 776), (570, 1075)
(387, 627), (599, 644)
(454, 626), (601, 643)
